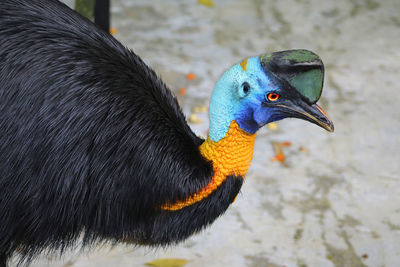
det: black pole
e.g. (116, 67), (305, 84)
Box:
(94, 0), (110, 33)
(0, 254), (6, 267)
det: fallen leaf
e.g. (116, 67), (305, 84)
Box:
(192, 105), (208, 113)
(199, 105), (208, 112)
(281, 141), (291, 147)
(267, 122), (278, 131)
(275, 153), (285, 162)
(271, 141), (288, 166)
(198, 0), (215, 7)
(145, 258), (189, 267)
(109, 27), (117, 35)
(186, 73), (196, 80)
(179, 87), (186, 96)
(62, 260), (75, 267)
(188, 114), (202, 124)
(299, 146), (308, 153)
(272, 141), (283, 157)
(233, 194), (238, 202)
(270, 154), (285, 162)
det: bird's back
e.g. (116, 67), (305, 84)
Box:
(0, 0), (242, 260)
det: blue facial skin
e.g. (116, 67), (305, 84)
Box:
(208, 57), (285, 142)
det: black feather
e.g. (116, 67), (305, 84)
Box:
(0, 0), (241, 265)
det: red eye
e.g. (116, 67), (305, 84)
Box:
(267, 93), (280, 101)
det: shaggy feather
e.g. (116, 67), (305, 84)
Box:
(0, 0), (240, 265)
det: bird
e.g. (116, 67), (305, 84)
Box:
(0, 0), (334, 266)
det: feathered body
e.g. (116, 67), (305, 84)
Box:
(0, 0), (334, 266)
(0, 0), (242, 263)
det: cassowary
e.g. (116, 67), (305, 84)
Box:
(0, 0), (334, 266)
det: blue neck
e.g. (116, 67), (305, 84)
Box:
(208, 57), (265, 141)
(208, 65), (240, 141)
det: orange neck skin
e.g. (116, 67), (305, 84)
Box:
(161, 120), (256, 211)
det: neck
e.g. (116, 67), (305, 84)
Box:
(162, 120), (256, 211)
(200, 120), (256, 177)
(208, 64), (242, 142)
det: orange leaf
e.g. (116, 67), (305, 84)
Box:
(109, 27), (117, 35)
(281, 141), (291, 147)
(179, 87), (186, 95)
(186, 73), (196, 80)
(275, 154), (285, 162)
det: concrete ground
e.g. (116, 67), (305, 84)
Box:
(12, 0), (400, 266)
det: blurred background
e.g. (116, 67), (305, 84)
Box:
(23, 0), (400, 266)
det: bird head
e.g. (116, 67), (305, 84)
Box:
(208, 49), (334, 141)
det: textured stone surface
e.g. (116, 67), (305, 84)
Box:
(13, 0), (400, 266)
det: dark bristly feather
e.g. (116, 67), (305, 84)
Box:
(0, 0), (240, 265)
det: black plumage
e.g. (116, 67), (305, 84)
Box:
(0, 0), (241, 265)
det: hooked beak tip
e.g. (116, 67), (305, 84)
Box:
(324, 121), (335, 132)
(314, 104), (334, 132)
(275, 102), (334, 133)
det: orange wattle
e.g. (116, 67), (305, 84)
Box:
(161, 120), (256, 211)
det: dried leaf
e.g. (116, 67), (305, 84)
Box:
(62, 260), (75, 267)
(145, 258), (189, 267)
(271, 141), (288, 167)
(275, 154), (285, 161)
(272, 141), (284, 158)
(186, 73), (196, 80)
(299, 146), (308, 153)
(192, 105), (208, 113)
(198, 0), (215, 7)
(109, 27), (118, 35)
(281, 141), (291, 147)
(199, 105), (208, 112)
(179, 87), (186, 96)
(267, 122), (278, 130)
(188, 114), (202, 124)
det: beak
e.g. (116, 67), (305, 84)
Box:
(276, 100), (334, 132)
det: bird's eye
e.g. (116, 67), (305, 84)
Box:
(242, 82), (250, 94)
(267, 93), (280, 101)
